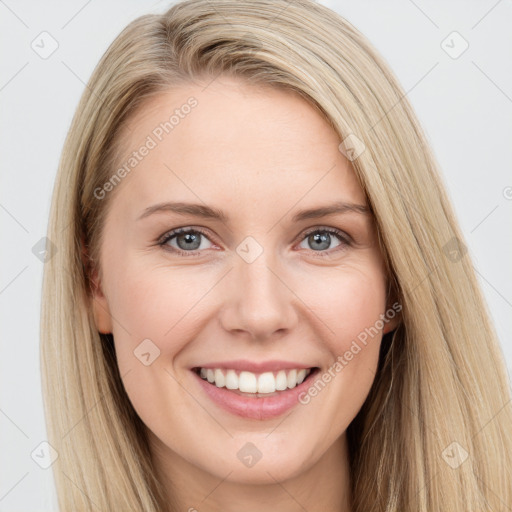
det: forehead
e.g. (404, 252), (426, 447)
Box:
(109, 77), (366, 217)
(123, 77), (335, 151)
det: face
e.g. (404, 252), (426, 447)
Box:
(91, 76), (397, 487)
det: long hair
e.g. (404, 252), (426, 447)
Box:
(40, 0), (512, 509)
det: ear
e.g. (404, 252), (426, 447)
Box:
(382, 281), (401, 335)
(81, 237), (113, 334)
(382, 310), (400, 335)
(90, 269), (113, 334)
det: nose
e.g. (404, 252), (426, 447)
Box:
(218, 251), (299, 341)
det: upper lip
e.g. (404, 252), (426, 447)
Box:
(192, 359), (317, 373)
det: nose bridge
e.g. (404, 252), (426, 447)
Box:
(240, 251), (281, 304)
(220, 242), (297, 339)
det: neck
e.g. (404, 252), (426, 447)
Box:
(149, 431), (352, 512)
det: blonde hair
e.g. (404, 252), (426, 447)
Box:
(41, 0), (512, 510)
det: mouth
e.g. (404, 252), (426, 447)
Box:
(192, 366), (320, 398)
(191, 365), (320, 419)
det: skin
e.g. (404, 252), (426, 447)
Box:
(90, 76), (398, 512)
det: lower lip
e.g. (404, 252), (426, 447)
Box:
(192, 369), (319, 420)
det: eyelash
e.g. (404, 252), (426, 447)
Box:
(157, 226), (352, 258)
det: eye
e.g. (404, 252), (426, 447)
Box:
(158, 227), (214, 255)
(297, 227), (350, 255)
(158, 226), (351, 257)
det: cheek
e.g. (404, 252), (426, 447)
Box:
(107, 261), (215, 348)
(105, 263), (208, 425)
(295, 263), (387, 411)
(105, 261), (224, 416)
(301, 261), (388, 346)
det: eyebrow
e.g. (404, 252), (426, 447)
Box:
(137, 200), (370, 223)
(291, 201), (370, 222)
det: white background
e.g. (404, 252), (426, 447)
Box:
(1, 0), (511, 509)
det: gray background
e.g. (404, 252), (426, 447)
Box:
(1, 0), (511, 509)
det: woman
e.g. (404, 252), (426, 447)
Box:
(40, 0), (512, 510)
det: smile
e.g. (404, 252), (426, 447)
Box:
(195, 367), (312, 394)
(191, 365), (320, 420)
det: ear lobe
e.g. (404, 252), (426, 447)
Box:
(382, 298), (401, 335)
(382, 313), (400, 334)
(383, 279), (401, 335)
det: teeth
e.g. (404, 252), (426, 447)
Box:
(197, 367), (313, 393)
(257, 372), (275, 393)
(239, 371), (257, 393)
(214, 369), (225, 388)
(225, 369), (238, 390)
(275, 370), (288, 391)
(287, 369), (297, 388)
(297, 369), (307, 385)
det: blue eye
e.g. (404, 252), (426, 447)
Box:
(158, 226), (350, 256)
(159, 228), (214, 254)
(297, 228), (350, 254)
